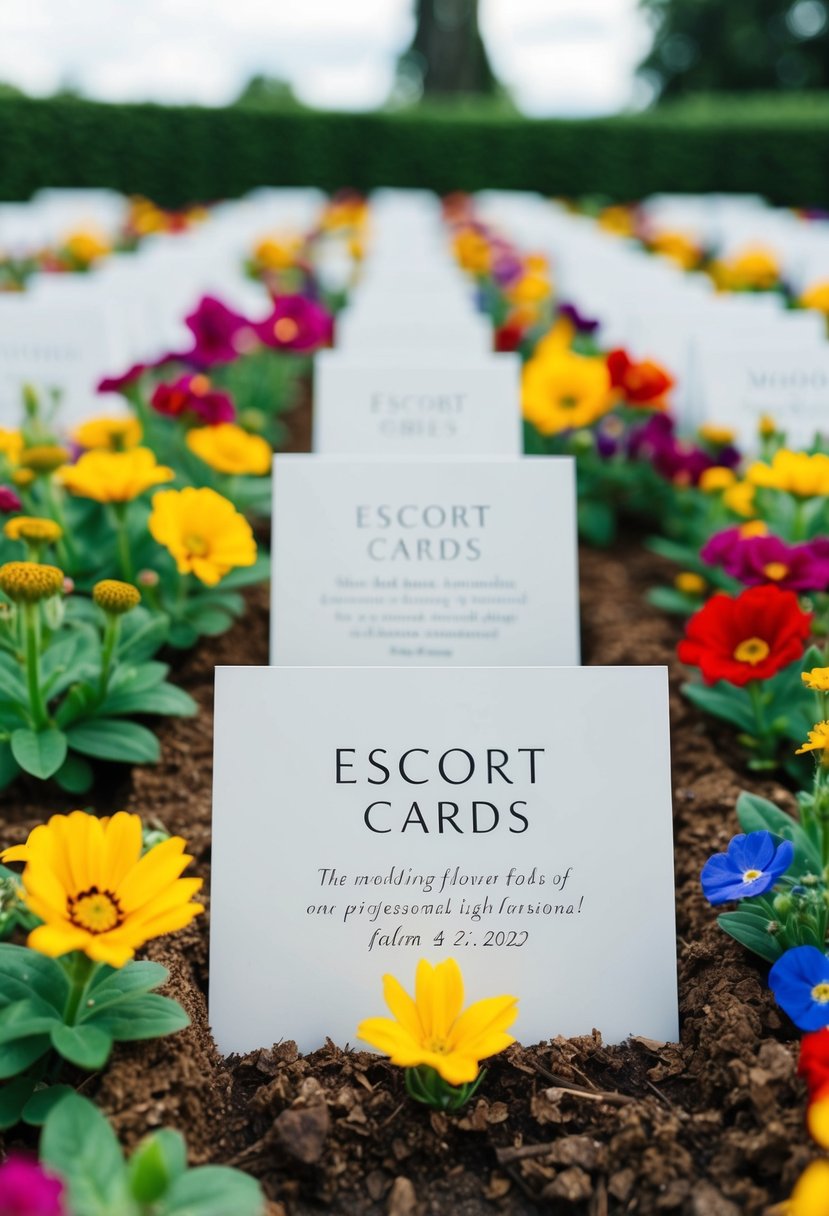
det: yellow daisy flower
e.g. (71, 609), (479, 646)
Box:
(59, 448), (174, 503)
(675, 572), (706, 596)
(3, 516), (62, 544)
(698, 467), (737, 493)
(787, 1158), (829, 1215)
(186, 424), (272, 476)
(0, 428), (23, 466)
(803, 668), (829, 692)
(149, 486), (256, 587)
(0, 811), (203, 968)
(747, 450), (829, 499)
(723, 480), (756, 518)
(801, 280), (829, 316)
(73, 416), (143, 452)
(357, 957), (518, 1087)
(795, 721), (829, 756)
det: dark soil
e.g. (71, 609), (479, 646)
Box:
(0, 426), (816, 1213)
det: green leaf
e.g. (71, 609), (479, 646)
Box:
(0, 662), (26, 702)
(41, 1093), (131, 1216)
(718, 909), (784, 963)
(54, 681), (99, 729)
(682, 682), (757, 734)
(184, 606), (235, 637)
(0, 998), (61, 1043)
(108, 661), (169, 696)
(118, 611), (169, 663)
(646, 587), (700, 616)
(51, 1022), (113, 1070)
(0, 945), (70, 1012)
(212, 554), (269, 590)
(161, 1166), (265, 1216)
(736, 791), (821, 876)
(66, 719), (160, 764)
(21, 1083), (75, 1126)
(578, 498), (615, 547)
(0, 741), (21, 790)
(99, 684), (197, 718)
(0, 1075), (36, 1129)
(168, 621), (198, 650)
(86, 992), (189, 1041)
(10, 728), (68, 779)
(84, 960), (169, 1008)
(0, 1034), (51, 1078)
(54, 752), (94, 794)
(128, 1130), (187, 1203)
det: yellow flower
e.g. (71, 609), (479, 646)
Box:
(254, 234), (302, 271)
(186, 424), (272, 476)
(719, 245), (780, 292)
(787, 1159), (829, 1215)
(522, 350), (612, 435)
(12, 469), (35, 489)
(3, 517), (62, 544)
(59, 448), (174, 503)
(739, 520), (768, 539)
(698, 467), (737, 493)
(747, 450), (829, 499)
(73, 416), (143, 451)
(723, 480), (755, 518)
(758, 414), (777, 438)
(507, 272), (551, 306)
(149, 487), (256, 587)
(804, 668), (829, 692)
(796, 721), (829, 756)
(0, 561), (63, 603)
(20, 445), (69, 475)
(0, 428), (23, 466)
(92, 579), (141, 615)
(675, 572), (706, 596)
(357, 958), (518, 1087)
(597, 205), (635, 237)
(452, 229), (491, 274)
(808, 1092), (829, 1150)
(0, 811), (203, 968)
(698, 423), (736, 447)
(64, 228), (110, 265)
(801, 280), (829, 315)
(648, 230), (700, 270)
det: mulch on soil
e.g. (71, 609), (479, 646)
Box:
(0, 501), (816, 1213)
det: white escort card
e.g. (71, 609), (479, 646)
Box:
(270, 456), (580, 666)
(210, 664), (678, 1055)
(696, 346), (829, 446)
(313, 353), (521, 455)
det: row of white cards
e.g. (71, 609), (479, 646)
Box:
(0, 187), (331, 425)
(475, 190), (829, 447)
(209, 189), (679, 1058)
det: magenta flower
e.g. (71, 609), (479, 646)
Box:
(151, 373), (235, 425)
(97, 361), (149, 395)
(182, 296), (256, 367)
(0, 487), (22, 513)
(254, 294), (333, 353)
(705, 532), (829, 593)
(700, 526), (750, 569)
(626, 414), (735, 486)
(0, 1156), (66, 1216)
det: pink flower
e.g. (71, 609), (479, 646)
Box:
(254, 294), (333, 353)
(0, 1156), (66, 1216)
(0, 487), (22, 513)
(725, 535), (829, 593)
(182, 296), (256, 367)
(151, 374), (235, 425)
(97, 361), (148, 394)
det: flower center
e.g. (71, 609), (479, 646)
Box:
(185, 532), (209, 556)
(734, 636), (770, 665)
(425, 1037), (450, 1055)
(189, 375), (211, 397)
(68, 886), (123, 934)
(742, 868), (763, 883)
(763, 562), (789, 581)
(274, 317), (299, 342)
(813, 983), (829, 1004)
(558, 394), (579, 410)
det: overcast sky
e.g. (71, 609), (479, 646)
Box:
(0, 0), (651, 116)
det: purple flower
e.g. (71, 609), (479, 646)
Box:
(701, 830), (793, 906)
(0, 1156), (66, 1216)
(490, 246), (524, 287)
(724, 535), (829, 593)
(255, 294), (333, 353)
(183, 296), (256, 367)
(557, 302), (600, 335)
(700, 526), (747, 568)
(0, 487), (22, 513)
(626, 414), (738, 486)
(770, 946), (829, 1031)
(97, 360), (148, 394)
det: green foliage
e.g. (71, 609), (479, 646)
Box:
(41, 1093), (265, 1216)
(1, 94), (829, 206)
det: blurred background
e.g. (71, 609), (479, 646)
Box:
(0, 0), (828, 203)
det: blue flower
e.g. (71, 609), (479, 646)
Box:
(700, 830), (793, 906)
(770, 946), (829, 1031)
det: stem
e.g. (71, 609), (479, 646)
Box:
(22, 602), (49, 729)
(792, 499), (807, 542)
(43, 478), (77, 570)
(748, 680), (768, 741)
(98, 614), (120, 699)
(112, 504), (135, 583)
(63, 953), (98, 1026)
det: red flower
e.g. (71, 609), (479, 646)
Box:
(677, 584), (812, 686)
(151, 374), (235, 426)
(495, 320), (524, 352)
(800, 1029), (829, 1098)
(607, 348), (674, 406)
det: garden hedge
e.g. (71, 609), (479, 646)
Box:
(1, 94), (828, 207)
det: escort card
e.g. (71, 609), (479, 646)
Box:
(313, 353), (521, 455)
(210, 664), (678, 1055)
(696, 346), (829, 446)
(271, 456), (580, 666)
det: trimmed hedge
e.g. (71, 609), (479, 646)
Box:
(1, 95), (828, 206)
